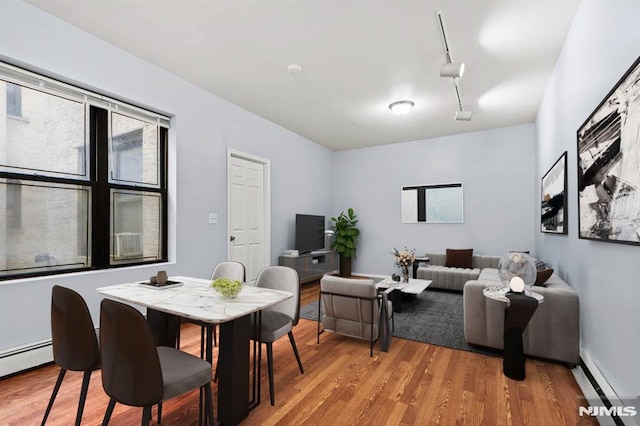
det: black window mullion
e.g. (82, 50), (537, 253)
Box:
(91, 106), (110, 268)
(160, 127), (168, 261)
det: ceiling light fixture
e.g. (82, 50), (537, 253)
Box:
(440, 62), (465, 78)
(437, 11), (473, 121)
(436, 11), (465, 78)
(286, 64), (303, 76)
(388, 100), (415, 115)
(453, 82), (473, 121)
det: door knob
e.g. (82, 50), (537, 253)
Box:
(230, 235), (236, 241)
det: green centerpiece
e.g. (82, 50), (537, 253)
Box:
(211, 277), (243, 298)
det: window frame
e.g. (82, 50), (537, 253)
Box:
(1, 62), (169, 281)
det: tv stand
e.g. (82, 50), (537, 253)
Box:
(278, 251), (339, 284)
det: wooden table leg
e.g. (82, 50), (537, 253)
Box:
(218, 315), (251, 424)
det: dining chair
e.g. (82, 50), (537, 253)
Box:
(177, 261), (246, 355)
(42, 285), (100, 426)
(208, 261), (246, 349)
(253, 265), (304, 405)
(99, 299), (214, 425)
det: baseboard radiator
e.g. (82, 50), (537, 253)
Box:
(573, 347), (639, 426)
(0, 339), (54, 378)
(0, 329), (100, 378)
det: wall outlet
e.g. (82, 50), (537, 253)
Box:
(208, 213), (218, 224)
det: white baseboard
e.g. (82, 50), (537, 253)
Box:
(573, 347), (639, 426)
(351, 272), (389, 279)
(0, 329), (100, 378)
(0, 339), (54, 378)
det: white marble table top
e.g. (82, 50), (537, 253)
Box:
(482, 286), (544, 304)
(376, 277), (432, 295)
(96, 276), (293, 324)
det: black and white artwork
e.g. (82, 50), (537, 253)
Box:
(541, 151), (567, 234)
(577, 56), (640, 245)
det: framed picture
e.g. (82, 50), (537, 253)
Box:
(577, 56), (640, 245)
(541, 151), (568, 234)
(402, 183), (463, 223)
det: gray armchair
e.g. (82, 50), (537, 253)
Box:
(317, 275), (393, 356)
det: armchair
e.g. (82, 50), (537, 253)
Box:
(317, 275), (393, 356)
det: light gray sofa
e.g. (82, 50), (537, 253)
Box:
(463, 268), (580, 365)
(416, 252), (500, 291)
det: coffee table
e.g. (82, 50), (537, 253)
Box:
(376, 277), (432, 313)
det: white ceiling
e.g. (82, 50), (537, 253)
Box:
(25, 0), (580, 151)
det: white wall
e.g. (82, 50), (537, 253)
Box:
(0, 0), (333, 352)
(333, 124), (537, 275)
(536, 0), (640, 398)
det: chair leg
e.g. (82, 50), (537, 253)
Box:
(204, 382), (215, 426)
(102, 398), (116, 426)
(287, 331), (304, 374)
(75, 370), (92, 426)
(41, 368), (66, 425)
(141, 406), (152, 426)
(266, 342), (275, 406)
(213, 325), (217, 347)
(200, 326), (205, 359)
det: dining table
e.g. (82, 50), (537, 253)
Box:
(96, 276), (293, 425)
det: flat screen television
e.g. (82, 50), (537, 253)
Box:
(295, 214), (325, 254)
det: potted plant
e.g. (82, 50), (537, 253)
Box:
(330, 208), (360, 277)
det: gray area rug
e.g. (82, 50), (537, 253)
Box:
(299, 288), (500, 357)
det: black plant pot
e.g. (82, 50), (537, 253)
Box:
(339, 255), (352, 277)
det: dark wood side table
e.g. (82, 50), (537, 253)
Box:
(412, 257), (430, 278)
(503, 293), (539, 380)
(483, 287), (542, 381)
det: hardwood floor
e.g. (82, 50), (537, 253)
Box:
(0, 283), (595, 425)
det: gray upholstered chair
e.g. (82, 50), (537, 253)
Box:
(42, 285), (101, 426)
(208, 261), (246, 348)
(317, 275), (393, 356)
(100, 299), (214, 425)
(253, 266), (304, 406)
(178, 261), (246, 354)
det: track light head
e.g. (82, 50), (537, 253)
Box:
(440, 62), (465, 78)
(455, 110), (473, 121)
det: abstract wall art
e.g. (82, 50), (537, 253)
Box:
(577, 56), (640, 245)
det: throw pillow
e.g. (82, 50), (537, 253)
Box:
(445, 248), (473, 269)
(535, 268), (554, 286)
(534, 259), (548, 270)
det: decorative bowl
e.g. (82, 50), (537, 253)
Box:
(498, 252), (536, 290)
(210, 278), (243, 298)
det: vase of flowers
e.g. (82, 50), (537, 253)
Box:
(392, 247), (416, 282)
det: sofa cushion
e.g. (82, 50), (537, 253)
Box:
(445, 248), (473, 269)
(534, 268), (554, 286)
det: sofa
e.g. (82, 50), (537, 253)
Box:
(463, 268), (580, 365)
(416, 251), (501, 291)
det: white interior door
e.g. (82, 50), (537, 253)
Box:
(227, 149), (270, 283)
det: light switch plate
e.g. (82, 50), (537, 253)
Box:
(208, 213), (218, 224)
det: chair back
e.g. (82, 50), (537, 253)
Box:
(100, 299), (164, 407)
(255, 266), (300, 325)
(211, 261), (246, 282)
(319, 276), (380, 326)
(51, 285), (100, 371)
